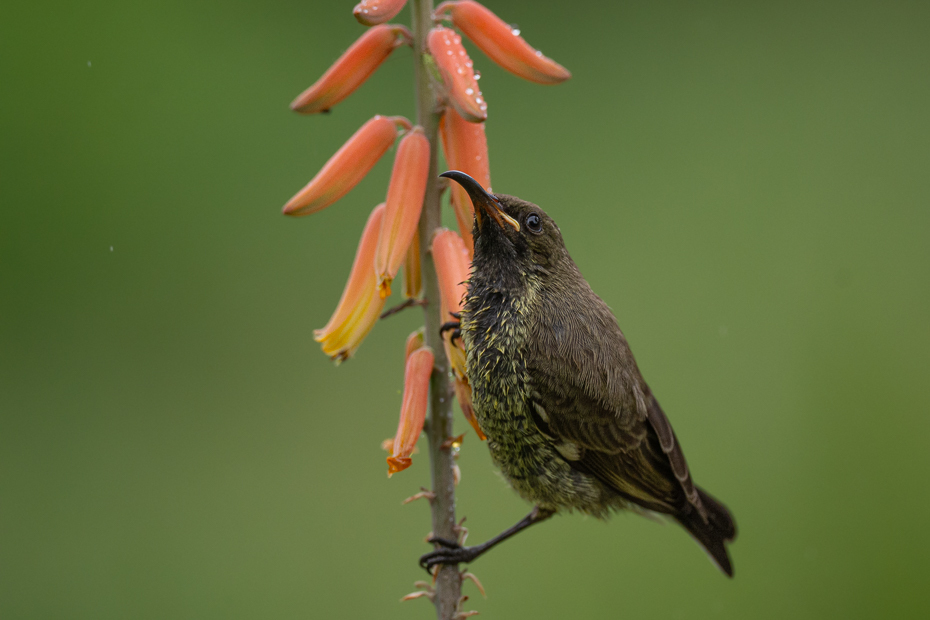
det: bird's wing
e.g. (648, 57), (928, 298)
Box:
(526, 285), (705, 518)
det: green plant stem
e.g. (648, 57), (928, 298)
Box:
(411, 1), (462, 618)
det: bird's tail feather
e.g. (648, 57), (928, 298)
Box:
(674, 486), (737, 577)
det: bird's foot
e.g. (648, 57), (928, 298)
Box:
(419, 537), (486, 573)
(439, 321), (461, 343)
(439, 312), (462, 342)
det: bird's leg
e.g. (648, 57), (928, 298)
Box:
(439, 312), (462, 342)
(419, 506), (555, 572)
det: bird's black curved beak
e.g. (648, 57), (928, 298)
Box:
(440, 170), (520, 232)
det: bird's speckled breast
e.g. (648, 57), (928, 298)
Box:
(462, 281), (608, 513)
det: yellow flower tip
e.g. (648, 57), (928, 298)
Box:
(378, 278), (392, 299)
(313, 204), (387, 360)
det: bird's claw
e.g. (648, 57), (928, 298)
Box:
(439, 320), (461, 342)
(419, 537), (480, 573)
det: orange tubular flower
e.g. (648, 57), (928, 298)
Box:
(375, 127), (429, 298)
(388, 346), (435, 475)
(313, 204), (387, 362)
(353, 0), (408, 26)
(432, 229), (486, 440)
(437, 1), (571, 85)
(439, 106), (491, 255)
(427, 27), (487, 123)
(432, 229), (470, 333)
(291, 24), (412, 114)
(283, 115), (409, 217)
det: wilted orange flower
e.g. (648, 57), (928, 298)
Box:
(375, 127), (429, 298)
(314, 204), (387, 361)
(439, 106), (491, 255)
(388, 346), (435, 475)
(283, 115), (409, 217)
(427, 26), (487, 123)
(437, 1), (571, 85)
(454, 375), (485, 440)
(291, 24), (412, 114)
(353, 0), (408, 26)
(403, 228), (422, 299)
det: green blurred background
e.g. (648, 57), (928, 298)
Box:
(2, 0), (929, 617)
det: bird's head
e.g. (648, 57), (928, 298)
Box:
(440, 171), (568, 280)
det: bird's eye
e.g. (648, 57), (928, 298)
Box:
(525, 213), (543, 234)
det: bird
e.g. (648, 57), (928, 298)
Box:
(420, 170), (737, 576)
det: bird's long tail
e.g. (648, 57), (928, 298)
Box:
(674, 486), (737, 577)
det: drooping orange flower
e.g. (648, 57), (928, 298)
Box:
(353, 0), (408, 26)
(283, 115), (410, 217)
(439, 106), (491, 255)
(291, 24), (412, 114)
(427, 26), (487, 123)
(388, 346), (435, 475)
(436, 1), (571, 85)
(375, 127), (429, 298)
(314, 204), (387, 361)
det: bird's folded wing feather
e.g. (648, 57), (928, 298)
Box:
(527, 290), (705, 518)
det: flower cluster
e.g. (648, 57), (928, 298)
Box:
(283, 0), (569, 475)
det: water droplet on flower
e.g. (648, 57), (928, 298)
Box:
(465, 88), (474, 95)
(535, 50), (543, 57)
(511, 29), (520, 36)
(473, 71), (481, 80)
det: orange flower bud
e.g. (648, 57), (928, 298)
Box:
(353, 0), (407, 26)
(313, 204), (387, 361)
(437, 1), (571, 85)
(427, 27), (487, 123)
(453, 376), (486, 440)
(375, 127), (429, 298)
(388, 346), (435, 475)
(403, 228), (422, 299)
(404, 328), (425, 360)
(291, 24), (412, 114)
(283, 115), (409, 217)
(439, 106), (491, 255)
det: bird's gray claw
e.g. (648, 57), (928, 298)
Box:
(420, 538), (477, 573)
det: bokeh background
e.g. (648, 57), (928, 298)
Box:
(2, 0), (929, 617)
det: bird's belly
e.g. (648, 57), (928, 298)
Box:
(473, 386), (618, 517)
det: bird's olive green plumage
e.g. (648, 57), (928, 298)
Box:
(433, 170), (736, 576)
